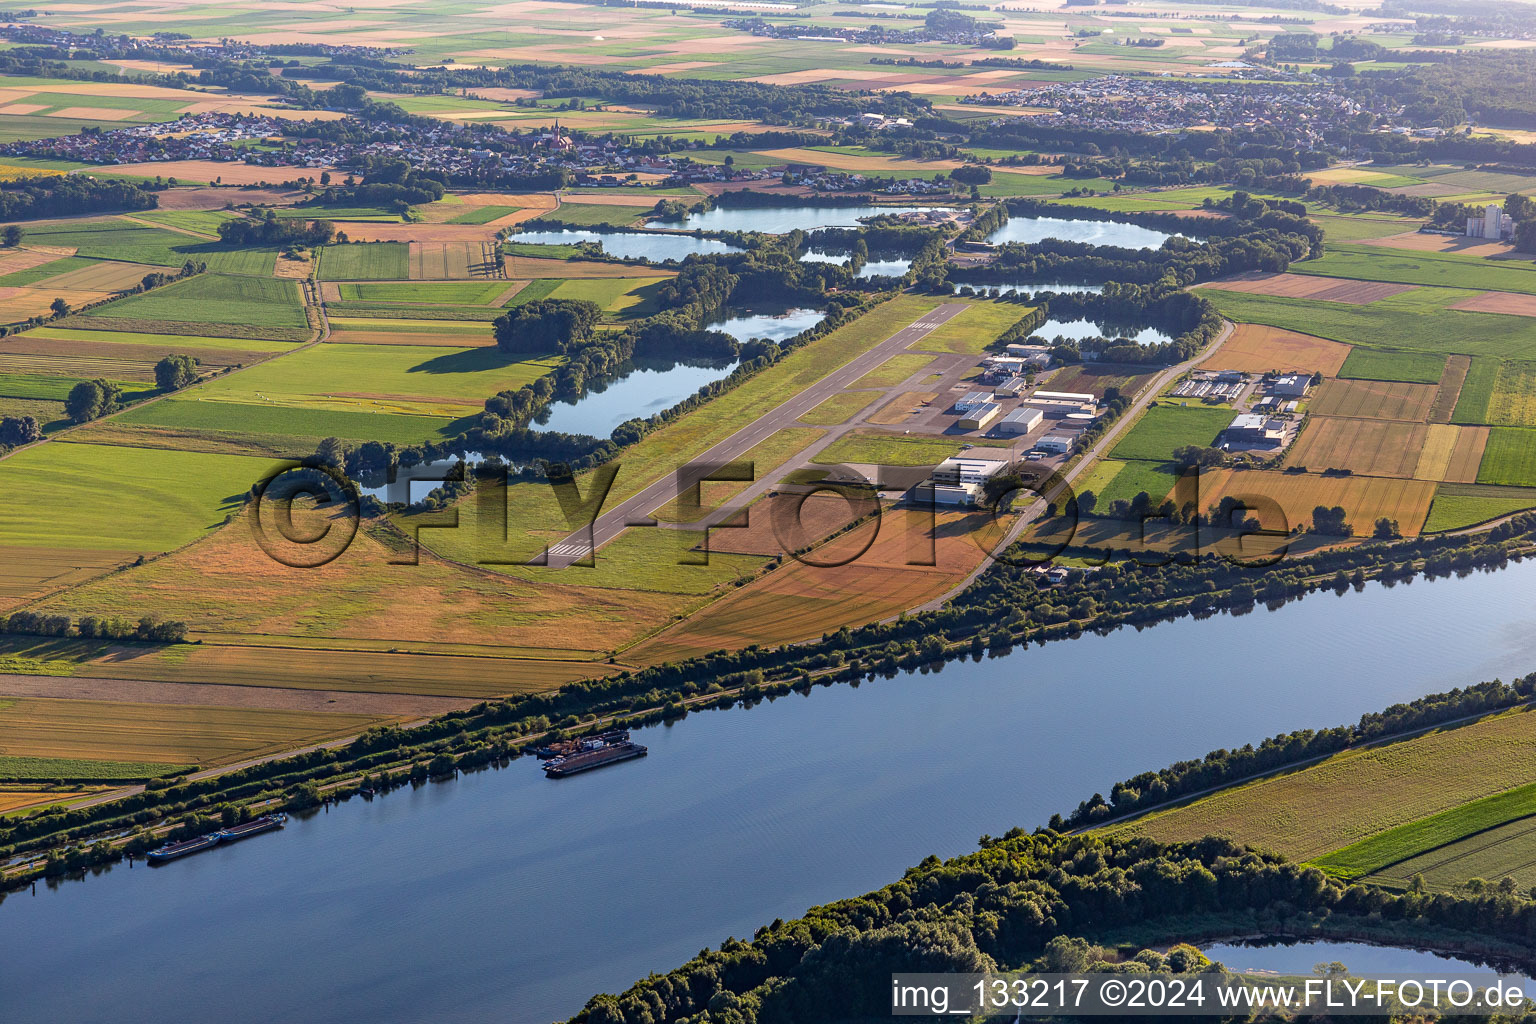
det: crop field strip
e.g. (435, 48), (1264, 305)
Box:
(1424, 483), (1536, 532)
(1411, 424), (1487, 484)
(0, 694), (393, 768)
(1109, 707), (1536, 865)
(1290, 245), (1536, 296)
(1476, 427), (1536, 487)
(1197, 323), (1351, 376)
(1308, 378), (1437, 421)
(1283, 417), (1426, 478)
(1193, 468), (1436, 536)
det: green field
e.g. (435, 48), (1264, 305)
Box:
(0, 755), (191, 781)
(14, 219), (271, 272)
(336, 281), (511, 304)
(1316, 781), (1536, 881)
(0, 442), (273, 552)
(82, 274), (308, 330)
(1109, 405), (1233, 462)
(1206, 288), (1536, 361)
(534, 202), (650, 228)
(1338, 347), (1446, 384)
(1093, 458), (1181, 507)
(184, 342), (561, 414)
(0, 373), (152, 401)
(447, 205), (522, 225)
(117, 397), (474, 445)
(0, 255), (95, 287)
(1452, 356), (1500, 423)
(915, 300), (1033, 355)
(318, 243), (411, 281)
(812, 431), (1007, 467)
(548, 276), (667, 317)
(850, 353), (935, 389)
(324, 303), (503, 322)
(1292, 244), (1536, 296)
(1476, 426), (1536, 486)
(1423, 486), (1536, 531)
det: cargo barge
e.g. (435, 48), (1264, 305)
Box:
(534, 728), (629, 761)
(544, 741), (647, 777)
(145, 834), (221, 863)
(217, 813), (286, 842)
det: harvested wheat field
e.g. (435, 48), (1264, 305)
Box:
(340, 223), (493, 244)
(0, 287), (112, 320)
(327, 327), (495, 347)
(1450, 291), (1536, 317)
(1413, 423), (1489, 483)
(0, 790), (87, 813)
(1196, 469), (1436, 537)
(629, 509), (994, 663)
(1201, 271), (1414, 304)
(156, 186), (305, 210)
(0, 248), (70, 275)
(104, 160), (338, 186)
(42, 260), (161, 293)
(1199, 324), (1351, 376)
(33, 512), (690, 658)
(1357, 232), (1520, 258)
(1284, 417), (1427, 478)
(0, 546), (129, 612)
(1309, 378), (1438, 420)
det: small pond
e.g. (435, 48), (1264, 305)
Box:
(1030, 317), (1173, 345)
(800, 250), (913, 278)
(674, 204), (946, 234)
(1205, 939), (1534, 996)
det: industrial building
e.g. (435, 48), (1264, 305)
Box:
(954, 390), (993, 414)
(1022, 390), (1098, 417)
(993, 376), (1028, 398)
(996, 406), (1043, 437)
(959, 402), (1002, 431)
(1266, 374), (1312, 399)
(1035, 434), (1074, 455)
(1225, 413), (1284, 446)
(1467, 202), (1515, 240)
(925, 453), (1013, 506)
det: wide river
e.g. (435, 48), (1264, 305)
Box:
(6, 563), (1536, 1023)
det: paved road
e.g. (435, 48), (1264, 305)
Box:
(914, 318), (1238, 611)
(539, 302), (972, 567)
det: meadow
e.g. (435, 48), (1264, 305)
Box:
(911, 301), (1033, 355)
(0, 441), (275, 553)
(1205, 289), (1536, 361)
(1316, 779), (1536, 881)
(82, 274), (308, 331)
(118, 397), (476, 446)
(1337, 348), (1446, 385)
(319, 243), (411, 281)
(1109, 405), (1233, 463)
(1292, 244), (1536, 296)
(1423, 485), (1536, 532)
(1476, 427), (1536, 487)
(335, 280), (514, 305)
(813, 431), (1006, 467)
(0, 756), (189, 782)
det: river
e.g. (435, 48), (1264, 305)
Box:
(6, 563), (1536, 1023)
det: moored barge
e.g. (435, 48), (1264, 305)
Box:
(544, 741), (647, 777)
(145, 833), (221, 863)
(217, 813), (286, 842)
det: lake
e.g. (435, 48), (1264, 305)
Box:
(7, 563), (1536, 1023)
(510, 229), (743, 262)
(675, 204), (945, 233)
(987, 215), (1195, 250)
(1205, 939), (1535, 996)
(800, 250), (913, 279)
(535, 357), (738, 438)
(707, 305), (824, 343)
(957, 281), (1106, 297)
(1031, 317), (1174, 345)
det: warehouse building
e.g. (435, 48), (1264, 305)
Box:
(996, 406), (1043, 437)
(959, 402), (1002, 431)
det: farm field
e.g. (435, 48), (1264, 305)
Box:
(1291, 245), (1536, 296)
(0, 757), (188, 782)
(334, 280), (514, 305)
(1193, 468), (1436, 536)
(1337, 348), (1447, 384)
(1424, 484), (1536, 532)
(1110, 708), (1536, 865)
(1477, 427), (1536, 487)
(1308, 378), (1437, 421)
(1201, 271), (1414, 305)
(1108, 405), (1233, 463)
(548, 276), (668, 317)
(117, 396), (475, 446)
(1410, 424), (1487, 484)
(0, 695), (391, 769)
(1198, 324), (1351, 376)
(0, 442), (271, 554)
(1204, 289), (1536, 361)
(81, 274), (308, 334)
(319, 243), (411, 281)
(31, 513), (695, 658)
(177, 343), (561, 418)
